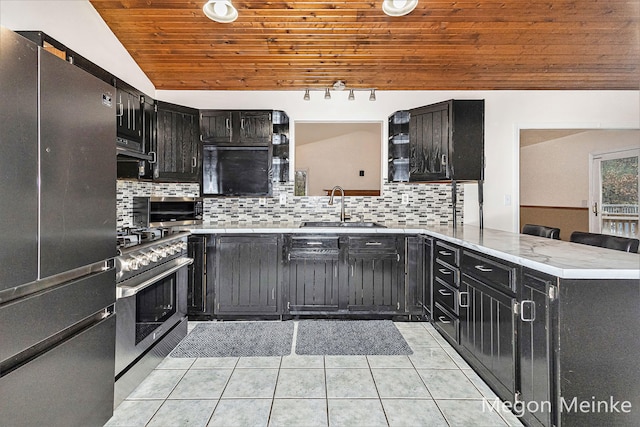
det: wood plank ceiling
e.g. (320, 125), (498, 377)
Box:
(90, 0), (640, 91)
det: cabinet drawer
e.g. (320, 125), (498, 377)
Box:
(434, 259), (459, 288)
(434, 241), (460, 267)
(434, 302), (458, 345)
(348, 236), (397, 253)
(290, 236), (339, 250)
(462, 251), (516, 294)
(434, 279), (458, 315)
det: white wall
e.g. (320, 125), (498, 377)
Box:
(0, 0), (154, 95)
(296, 130), (382, 196)
(521, 130), (640, 207)
(3, 1), (639, 233)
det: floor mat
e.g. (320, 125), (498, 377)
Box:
(169, 321), (294, 357)
(295, 320), (413, 356)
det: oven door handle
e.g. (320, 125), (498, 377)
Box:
(116, 257), (193, 299)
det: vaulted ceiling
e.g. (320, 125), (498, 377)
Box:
(90, 0), (640, 91)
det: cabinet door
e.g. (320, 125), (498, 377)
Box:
(187, 235), (213, 319)
(140, 97), (156, 180)
(423, 237), (433, 317)
(409, 103), (449, 181)
(215, 236), (279, 314)
(239, 111), (272, 145)
(406, 236), (425, 316)
(156, 109), (199, 182)
(200, 110), (233, 144)
(348, 253), (402, 312)
(287, 257), (340, 312)
(459, 273), (516, 402)
(116, 86), (142, 142)
(519, 270), (555, 427)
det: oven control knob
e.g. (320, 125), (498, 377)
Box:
(156, 246), (168, 258)
(121, 256), (140, 271)
(129, 257), (141, 270)
(165, 244), (176, 255)
(136, 253), (150, 266)
(147, 250), (160, 263)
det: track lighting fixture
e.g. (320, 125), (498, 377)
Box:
(302, 81), (377, 101)
(203, 0), (238, 23)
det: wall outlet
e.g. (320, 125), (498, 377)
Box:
(401, 194), (409, 205)
(259, 197), (266, 206)
(279, 193), (287, 205)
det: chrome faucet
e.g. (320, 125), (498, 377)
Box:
(328, 185), (346, 222)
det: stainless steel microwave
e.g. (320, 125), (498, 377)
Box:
(132, 196), (203, 228)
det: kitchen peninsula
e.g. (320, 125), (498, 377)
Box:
(184, 223), (639, 427)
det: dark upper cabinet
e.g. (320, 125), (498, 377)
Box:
(200, 110), (232, 144)
(138, 95), (157, 180)
(389, 99), (484, 182)
(115, 81), (143, 144)
(201, 110), (272, 146)
(155, 101), (200, 182)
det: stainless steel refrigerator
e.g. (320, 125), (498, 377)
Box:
(0, 27), (117, 426)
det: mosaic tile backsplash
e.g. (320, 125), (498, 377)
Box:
(117, 180), (463, 230)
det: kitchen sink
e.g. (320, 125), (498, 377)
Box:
(300, 221), (386, 228)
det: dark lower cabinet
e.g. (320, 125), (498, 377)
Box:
(187, 235), (213, 319)
(286, 235), (341, 312)
(519, 269), (555, 427)
(215, 235), (280, 315)
(406, 235), (426, 316)
(347, 236), (403, 313)
(459, 273), (517, 403)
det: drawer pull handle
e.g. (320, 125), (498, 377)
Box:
(366, 242), (382, 246)
(438, 316), (451, 324)
(520, 300), (536, 322)
(438, 289), (452, 296)
(438, 250), (452, 256)
(438, 268), (452, 275)
(306, 242), (323, 246)
(475, 265), (493, 273)
(459, 291), (469, 308)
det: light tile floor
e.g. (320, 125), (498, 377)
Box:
(105, 321), (525, 427)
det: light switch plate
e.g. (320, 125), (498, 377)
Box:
(279, 193), (287, 205)
(259, 197), (266, 206)
(504, 194), (512, 206)
(401, 194), (409, 205)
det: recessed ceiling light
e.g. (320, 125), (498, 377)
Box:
(382, 0), (418, 17)
(203, 0), (238, 23)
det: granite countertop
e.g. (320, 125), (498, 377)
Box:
(186, 222), (640, 280)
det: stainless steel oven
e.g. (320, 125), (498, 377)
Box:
(114, 232), (192, 406)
